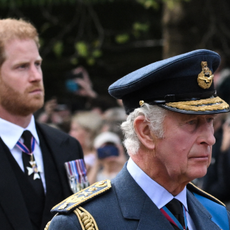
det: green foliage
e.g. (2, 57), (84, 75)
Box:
(75, 42), (89, 58)
(53, 41), (63, 58)
(115, 34), (130, 44)
(136, 0), (161, 9)
(73, 41), (102, 66)
(132, 22), (149, 38)
(92, 49), (102, 58)
(40, 23), (51, 33)
(70, 57), (79, 65)
(136, 0), (190, 9)
(0, 0), (162, 66)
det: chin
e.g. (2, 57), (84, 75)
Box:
(19, 101), (44, 116)
(191, 169), (208, 180)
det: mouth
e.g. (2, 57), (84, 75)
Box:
(29, 87), (43, 94)
(189, 155), (209, 161)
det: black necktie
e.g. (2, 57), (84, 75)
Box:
(22, 130), (44, 198)
(166, 198), (186, 230)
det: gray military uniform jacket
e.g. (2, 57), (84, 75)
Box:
(48, 164), (230, 230)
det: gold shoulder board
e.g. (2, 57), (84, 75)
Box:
(52, 180), (112, 213)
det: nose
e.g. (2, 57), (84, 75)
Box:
(29, 65), (43, 82)
(198, 123), (216, 146)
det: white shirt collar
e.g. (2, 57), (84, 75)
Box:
(0, 116), (40, 150)
(127, 157), (188, 210)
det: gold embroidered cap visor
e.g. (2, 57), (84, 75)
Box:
(108, 49), (230, 115)
(159, 96), (229, 115)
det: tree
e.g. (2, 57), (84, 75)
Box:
(162, 0), (230, 60)
(1, 0), (230, 105)
(0, 1), (163, 101)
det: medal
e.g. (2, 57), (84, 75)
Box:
(26, 154), (41, 180)
(16, 134), (42, 180)
(65, 159), (89, 193)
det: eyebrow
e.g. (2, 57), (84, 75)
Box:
(181, 114), (216, 121)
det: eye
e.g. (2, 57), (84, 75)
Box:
(35, 61), (42, 67)
(18, 63), (28, 69)
(206, 117), (214, 124)
(187, 119), (197, 125)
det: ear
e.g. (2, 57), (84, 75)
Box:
(134, 115), (155, 150)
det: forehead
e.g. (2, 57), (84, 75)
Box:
(165, 110), (216, 122)
(4, 38), (40, 60)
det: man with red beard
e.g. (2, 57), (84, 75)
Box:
(0, 18), (84, 230)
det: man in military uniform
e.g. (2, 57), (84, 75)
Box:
(47, 49), (230, 230)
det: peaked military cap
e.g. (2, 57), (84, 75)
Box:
(108, 49), (229, 114)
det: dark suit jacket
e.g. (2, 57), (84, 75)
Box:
(49, 164), (230, 230)
(0, 122), (83, 230)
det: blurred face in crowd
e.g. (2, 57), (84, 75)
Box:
(151, 111), (216, 189)
(69, 121), (90, 149)
(0, 38), (44, 116)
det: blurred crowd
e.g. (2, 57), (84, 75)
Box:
(36, 63), (230, 210)
(193, 58), (230, 209)
(36, 66), (128, 185)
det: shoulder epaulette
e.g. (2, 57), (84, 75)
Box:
(187, 182), (225, 206)
(52, 180), (112, 213)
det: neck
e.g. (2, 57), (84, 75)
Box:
(131, 152), (187, 196)
(0, 108), (32, 128)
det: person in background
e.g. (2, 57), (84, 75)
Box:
(47, 49), (230, 230)
(87, 131), (127, 184)
(200, 71), (230, 207)
(201, 113), (230, 209)
(37, 98), (72, 133)
(65, 66), (98, 113)
(69, 111), (103, 174)
(101, 107), (127, 141)
(0, 18), (84, 230)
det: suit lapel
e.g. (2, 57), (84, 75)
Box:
(36, 122), (73, 196)
(36, 123), (73, 228)
(0, 139), (33, 230)
(112, 165), (174, 230)
(136, 198), (174, 230)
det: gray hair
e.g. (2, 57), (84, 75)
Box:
(121, 104), (167, 155)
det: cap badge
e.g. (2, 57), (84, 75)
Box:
(139, 100), (145, 107)
(197, 61), (214, 89)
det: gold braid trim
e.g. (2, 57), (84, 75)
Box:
(74, 206), (99, 230)
(189, 182), (226, 206)
(166, 96), (229, 112)
(44, 214), (58, 230)
(44, 221), (51, 230)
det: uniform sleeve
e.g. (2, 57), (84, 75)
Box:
(49, 213), (81, 230)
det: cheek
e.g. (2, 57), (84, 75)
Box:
(77, 130), (88, 144)
(2, 72), (25, 92)
(170, 131), (195, 152)
(161, 136), (193, 164)
(70, 131), (84, 146)
(71, 130), (82, 139)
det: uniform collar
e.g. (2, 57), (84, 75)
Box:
(127, 158), (188, 210)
